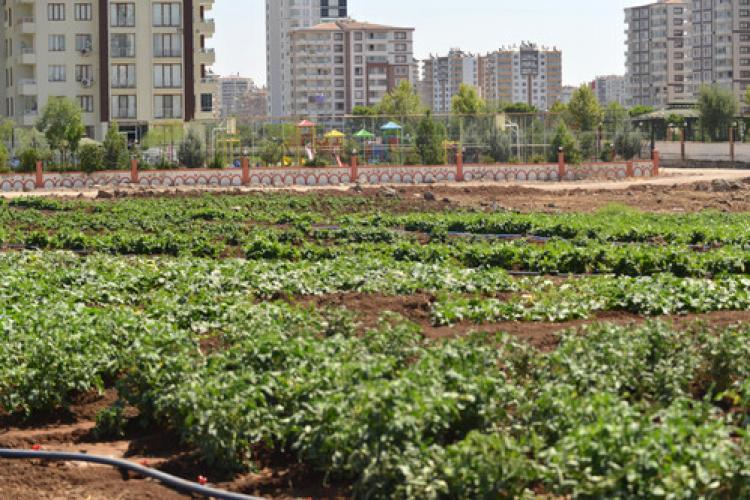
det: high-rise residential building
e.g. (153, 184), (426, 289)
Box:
(288, 20), (416, 117)
(591, 75), (627, 106)
(624, 0), (690, 107)
(560, 85), (577, 105)
(421, 49), (483, 113)
(266, 0), (348, 117)
(218, 75), (268, 119)
(482, 43), (562, 110)
(0, 0), (217, 142)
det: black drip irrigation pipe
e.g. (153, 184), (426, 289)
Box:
(0, 449), (264, 500)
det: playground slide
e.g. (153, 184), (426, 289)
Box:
(335, 155), (343, 168)
(305, 147), (314, 161)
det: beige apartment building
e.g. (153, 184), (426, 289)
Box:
(482, 43), (562, 110)
(625, 0), (690, 107)
(289, 20), (416, 117)
(421, 49), (483, 113)
(1, 0), (217, 142)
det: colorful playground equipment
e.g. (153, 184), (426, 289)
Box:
(323, 129), (346, 167)
(296, 120), (317, 165)
(354, 128), (375, 163)
(380, 121), (403, 164)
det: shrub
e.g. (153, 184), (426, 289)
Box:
(177, 129), (205, 168)
(550, 123), (581, 164)
(103, 122), (129, 169)
(259, 139), (284, 166)
(78, 143), (105, 174)
(614, 127), (644, 160)
(578, 131), (597, 161)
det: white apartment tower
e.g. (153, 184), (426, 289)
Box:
(288, 20), (416, 117)
(592, 75), (627, 106)
(625, 0), (689, 107)
(266, 0), (348, 117)
(421, 49), (483, 113)
(0, 0), (217, 141)
(482, 43), (562, 110)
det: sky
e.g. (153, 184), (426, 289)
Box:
(210, 0), (648, 87)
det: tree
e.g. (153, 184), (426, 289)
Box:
(0, 144), (8, 173)
(603, 102), (629, 137)
(352, 105), (378, 117)
(259, 139), (284, 166)
(177, 128), (205, 168)
(15, 128), (51, 173)
(628, 105), (655, 117)
(550, 122), (580, 164)
(697, 84), (738, 141)
(451, 84), (486, 115)
(549, 101), (568, 115)
(35, 97), (85, 166)
(488, 130), (512, 162)
(415, 112), (446, 165)
(102, 122), (129, 169)
(566, 85), (602, 131)
(501, 102), (537, 114)
(614, 125), (644, 160)
(79, 143), (105, 174)
(375, 81), (425, 117)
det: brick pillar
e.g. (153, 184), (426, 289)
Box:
(626, 160), (634, 178)
(130, 158), (139, 184)
(35, 161), (44, 189)
(456, 149), (464, 182)
(730, 127), (735, 162)
(241, 156), (250, 186)
(557, 150), (566, 181)
(350, 153), (358, 183)
(680, 130), (686, 162)
(652, 149), (660, 177)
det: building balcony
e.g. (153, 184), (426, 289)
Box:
(22, 111), (38, 126)
(19, 47), (35, 65)
(195, 18), (215, 35)
(17, 17), (35, 34)
(196, 47), (215, 64)
(18, 79), (37, 96)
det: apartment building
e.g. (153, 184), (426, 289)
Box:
(0, 0), (217, 142)
(218, 75), (267, 118)
(266, 0), (348, 117)
(421, 49), (483, 113)
(625, 0), (690, 107)
(482, 43), (562, 110)
(591, 75), (627, 106)
(288, 20), (416, 117)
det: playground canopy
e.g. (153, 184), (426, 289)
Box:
(354, 129), (375, 139)
(380, 121), (402, 132)
(297, 120), (316, 128)
(324, 129), (346, 139)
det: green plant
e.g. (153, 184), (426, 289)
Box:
(102, 122), (129, 169)
(78, 143), (105, 174)
(177, 128), (205, 168)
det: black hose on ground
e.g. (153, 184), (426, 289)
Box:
(0, 448), (264, 500)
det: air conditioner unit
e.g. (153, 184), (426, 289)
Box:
(81, 78), (92, 88)
(80, 47), (91, 56)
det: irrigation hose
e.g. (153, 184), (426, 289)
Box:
(0, 448), (264, 500)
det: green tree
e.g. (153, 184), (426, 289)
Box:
(78, 143), (105, 174)
(415, 111), (446, 165)
(102, 122), (129, 169)
(352, 105), (378, 116)
(375, 81), (425, 116)
(0, 144), (8, 173)
(566, 85), (602, 131)
(697, 84), (738, 141)
(550, 122), (580, 163)
(501, 102), (538, 114)
(259, 139), (284, 166)
(629, 105), (655, 118)
(614, 125), (644, 160)
(488, 130), (512, 162)
(15, 128), (51, 173)
(177, 128), (205, 168)
(35, 97), (85, 166)
(603, 102), (629, 137)
(451, 84), (486, 115)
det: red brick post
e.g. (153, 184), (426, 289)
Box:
(35, 160), (44, 189)
(652, 149), (660, 177)
(456, 148), (464, 182)
(557, 149), (566, 181)
(350, 153), (358, 183)
(626, 160), (634, 178)
(241, 156), (250, 186)
(680, 127), (686, 162)
(730, 126), (736, 162)
(130, 158), (139, 184)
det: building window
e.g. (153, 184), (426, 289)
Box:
(154, 95), (182, 118)
(48, 4), (65, 21)
(75, 64), (93, 82)
(111, 34), (136, 58)
(74, 3), (92, 21)
(201, 93), (213, 112)
(153, 3), (181, 27)
(153, 64), (182, 88)
(110, 3), (135, 27)
(75, 34), (93, 53)
(48, 35), (65, 52)
(111, 95), (136, 118)
(111, 64), (136, 88)
(78, 95), (94, 113)
(49, 65), (66, 82)
(153, 34), (182, 57)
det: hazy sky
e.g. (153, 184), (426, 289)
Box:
(211, 1), (648, 87)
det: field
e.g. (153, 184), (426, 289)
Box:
(3, 179), (750, 499)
